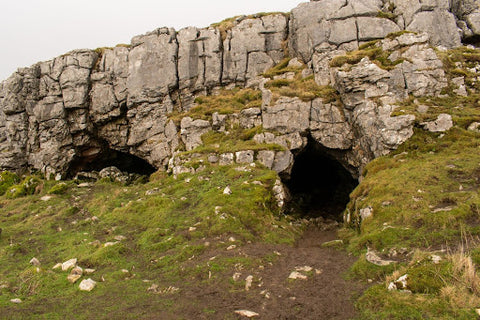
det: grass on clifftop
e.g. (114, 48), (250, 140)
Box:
(341, 44), (480, 316)
(168, 87), (262, 124)
(0, 164), (298, 319)
(263, 58), (341, 104)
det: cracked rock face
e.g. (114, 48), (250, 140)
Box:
(0, 0), (475, 178)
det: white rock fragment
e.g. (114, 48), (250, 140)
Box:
(188, 227), (197, 232)
(235, 310), (259, 318)
(84, 268), (95, 274)
(40, 195), (52, 201)
(421, 114), (453, 132)
(226, 245), (236, 251)
(70, 266), (83, 276)
(104, 241), (119, 247)
(366, 249), (395, 266)
(223, 186), (232, 195)
(295, 266), (313, 272)
(232, 273), (242, 282)
(430, 255), (442, 264)
(67, 274), (81, 283)
(388, 274), (408, 291)
(245, 275), (253, 291)
(29, 257), (41, 266)
(79, 278), (97, 292)
(114, 235), (126, 241)
(10, 298), (22, 304)
(288, 271), (308, 280)
(360, 206), (373, 220)
(52, 263), (62, 270)
(62, 258), (77, 271)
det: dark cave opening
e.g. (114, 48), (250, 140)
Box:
(283, 137), (358, 221)
(67, 147), (156, 178)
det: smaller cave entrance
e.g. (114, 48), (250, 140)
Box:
(283, 137), (358, 221)
(67, 147), (157, 178)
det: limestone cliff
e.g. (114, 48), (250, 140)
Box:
(0, 0), (479, 179)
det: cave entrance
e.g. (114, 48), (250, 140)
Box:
(67, 147), (157, 178)
(283, 137), (358, 221)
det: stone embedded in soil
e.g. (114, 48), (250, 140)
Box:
(295, 266), (313, 272)
(10, 298), (22, 304)
(245, 275), (253, 291)
(223, 186), (232, 195)
(365, 249), (395, 266)
(104, 241), (119, 247)
(232, 273), (242, 281)
(79, 278), (96, 291)
(61, 258), (77, 271)
(235, 310), (259, 318)
(29, 257), (41, 266)
(67, 274), (81, 283)
(288, 271), (308, 280)
(70, 266), (83, 276)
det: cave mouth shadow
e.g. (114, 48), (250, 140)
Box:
(283, 137), (358, 221)
(67, 147), (157, 178)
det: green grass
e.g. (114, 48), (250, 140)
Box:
(168, 87), (262, 124)
(340, 44), (480, 316)
(263, 59), (342, 104)
(0, 164), (298, 318)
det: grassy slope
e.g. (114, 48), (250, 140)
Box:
(0, 165), (298, 319)
(341, 46), (480, 318)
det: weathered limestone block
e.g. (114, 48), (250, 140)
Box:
(312, 47), (346, 86)
(253, 131), (306, 151)
(262, 97), (310, 134)
(310, 99), (353, 150)
(421, 113), (453, 132)
(32, 96), (65, 122)
(329, 19), (358, 46)
(357, 17), (401, 41)
(272, 150), (294, 175)
(177, 27), (222, 91)
(239, 107), (261, 129)
(180, 117), (211, 151)
(99, 46), (130, 103)
(289, 0), (346, 61)
(235, 150), (254, 164)
(90, 82), (121, 124)
(219, 153), (234, 165)
(352, 101), (415, 157)
(257, 150), (275, 169)
(466, 13), (480, 35)
(97, 119), (129, 148)
(333, 58), (392, 109)
(127, 28), (178, 105)
(222, 14), (287, 84)
(407, 10), (462, 48)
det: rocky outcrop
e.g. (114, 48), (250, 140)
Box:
(0, 0), (476, 178)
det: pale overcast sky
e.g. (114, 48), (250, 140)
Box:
(0, 0), (303, 81)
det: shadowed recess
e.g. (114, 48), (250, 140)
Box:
(67, 147), (156, 177)
(284, 136), (358, 220)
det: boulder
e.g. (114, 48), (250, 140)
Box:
(79, 278), (97, 291)
(180, 117), (211, 151)
(421, 114), (454, 132)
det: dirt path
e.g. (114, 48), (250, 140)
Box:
(178, 220), (366, 320)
